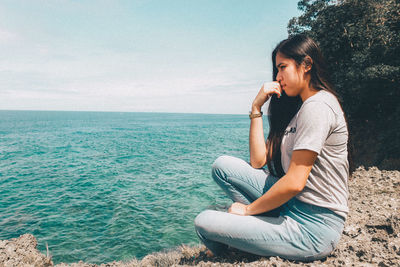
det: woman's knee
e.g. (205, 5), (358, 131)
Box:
(212, 155), (235, 170)
(211, 155), (240, 182)
(194, 210), (217, 232)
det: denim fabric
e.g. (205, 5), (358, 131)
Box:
(194, 155), (345, 261)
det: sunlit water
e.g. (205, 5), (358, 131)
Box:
(0, 110), (269, 264)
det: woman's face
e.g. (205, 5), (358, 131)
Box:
(275, 52), (308, 97)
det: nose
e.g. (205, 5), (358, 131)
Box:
(276, 71), (282, 83)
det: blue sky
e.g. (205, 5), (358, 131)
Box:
(0, 0), (301, 114)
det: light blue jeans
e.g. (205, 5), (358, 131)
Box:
(194, 155), (345, 261)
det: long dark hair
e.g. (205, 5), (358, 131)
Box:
(266, 34), (353, 177)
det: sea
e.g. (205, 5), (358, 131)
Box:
(0, 110), (269, 264)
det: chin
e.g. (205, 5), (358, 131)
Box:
(283, 90), (294, 97)
(283, 89), (298, 97)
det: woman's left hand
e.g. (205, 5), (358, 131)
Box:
(228, 202), (249, 216)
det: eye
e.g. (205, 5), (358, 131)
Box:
(280, 66), (286, 70)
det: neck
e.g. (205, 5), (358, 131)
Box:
(300, 80), (318, 101)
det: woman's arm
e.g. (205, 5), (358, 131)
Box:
(228, 149), (317, 215)
(249, 82), (281, 168)
(249, 104), (267, 168)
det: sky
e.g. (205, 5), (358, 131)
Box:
(0, 0), (302, 114)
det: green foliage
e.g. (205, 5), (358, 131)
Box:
(288, 0), (400, 168)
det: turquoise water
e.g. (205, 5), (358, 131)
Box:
(0, 110), (268, 264)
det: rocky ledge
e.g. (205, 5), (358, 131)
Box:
(1, 166), (399, 267)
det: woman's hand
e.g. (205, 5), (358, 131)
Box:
(228, 202), (249, 216)
(252, 82), (282, 111)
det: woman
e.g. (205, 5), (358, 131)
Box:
(194, 34), (350, 261)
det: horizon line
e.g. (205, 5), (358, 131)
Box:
(0, 109), (247, 116)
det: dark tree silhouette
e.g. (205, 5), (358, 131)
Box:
(288, 0), (400, 169)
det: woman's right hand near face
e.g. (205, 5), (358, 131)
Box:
(252, 82), (282, 112)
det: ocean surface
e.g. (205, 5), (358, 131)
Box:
(0, 110), (269, 264)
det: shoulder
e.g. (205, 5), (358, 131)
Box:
(302, 90), (343, 116)
(296, 91), (339, 127)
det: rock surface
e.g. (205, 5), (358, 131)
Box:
(1, 166), (399, 266)
(0, 233), (53, 267)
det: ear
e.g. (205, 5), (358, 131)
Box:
(303, 56), (313, 73)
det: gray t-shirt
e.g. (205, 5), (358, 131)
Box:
(281, 90), (349, 218)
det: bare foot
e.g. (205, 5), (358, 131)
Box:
(205, 249), (214, 257)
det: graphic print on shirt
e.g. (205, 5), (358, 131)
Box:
(284, 127), (296, 135)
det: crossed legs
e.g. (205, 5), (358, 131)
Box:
(194, 155), (316, 261)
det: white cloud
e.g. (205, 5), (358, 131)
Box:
(0, 28), (19, 44)
(0, 19), (270, 114)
